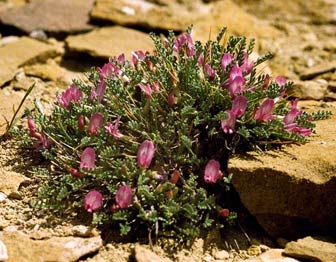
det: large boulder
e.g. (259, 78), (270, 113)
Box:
(65, 26), (154, 59)
(90, 0), (198, 31)
(0, 0), (95, 35)
(0, 37), (62, 87)
(0, 231), (103, 262)
(230, 101), (336, 238)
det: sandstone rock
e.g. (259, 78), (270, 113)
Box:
(291, 80), (328, 100)
(328, 81), (336, 92)
(192, 0), (281, 44)
(0, 88), (25, 136)
(300, 61), (336, 80)
(0, 0), (95, 35)
(0, 231), (103, 262)
(0, 37), (61, 87)
(0, 240), (8, 261)
(23, 59), (73, 87)
(90, 0), (198, 31)
(244, 249), (300, 262)
(134, 244), (173, 262)
(0, 36), (19, 46)
(0, 168), (25, 197)
(212, 249), (230, 259)
(284, 236), (336, 262)
(230, 103), (336, 238)
(65, 26), (154, 59)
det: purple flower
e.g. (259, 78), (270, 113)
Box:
(89, 113), (103, 135)
(262, 74), (271, 88)
(275, 76), (287, 97)
(112, 53), (125, 66)
(228, 65), (245, 97)
(284, 123), (311, 136)
(80, 147), (96, 169)
(139, 83), (154, 100)
(254, 98), (275, 122)
(84, 190), (103, 213)
(97, 62), (121, 79)
(221, 53), (232, 71)
(205, 63), (216, 81)
(132, 50), (148, 67)
(197, 53), (204, 67)
(91, 81), (107, 103)
(173, 33), (195, 57)
(240, 53), (254, 75)
(275, 76), (287, 86)
(284, 99), (301, 125)
(78, 115), (85, 131)
(33, 134), (52, 151)
(231, 95), (248, 118)
(57, 83), (83, 109)
(116, 185), (133, 208)
(28, 117), (41, 138)
(221, 110), (236, 134)
(204, 159), (221, 183)
(137, 140), (155, 168)
(105, 117), (123, 138)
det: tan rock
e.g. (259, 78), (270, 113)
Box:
(192, 0), (281, 44)
(300, 61), (336, 80)
(65, 26), (154, 59)
(0, 169), (26, 197)
(24, 59), (74, 87)
(284, 236), (336, 262)
(0, 240), (8, 261)
(244, 249), (300, 262)
(0, 0), (95, 34)
(0, 88), (25, 136)
(90, 0), (198, 31)
(134, 244), (173, 262)
(0, 37), (62, 87)
(230, 103), (336, 238)
(0, 231), (103, 262)
(291, 80), (328, 100)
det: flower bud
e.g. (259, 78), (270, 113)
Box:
(84, 190), (103, 213)
(80, 147), (96, 170)
(219, 208), (230, 217)
(204, 159), (221, 183)
(116, 185), (133, 208)
(89, 113), (103, 135)
(137, 140), (155, 168)
(78, 115), (85, 131)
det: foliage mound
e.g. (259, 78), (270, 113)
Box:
(14, 27), (331, 242)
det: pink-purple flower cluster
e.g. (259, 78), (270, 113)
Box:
(57, 83), (83, 108)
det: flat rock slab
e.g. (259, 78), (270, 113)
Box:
(134, 244), (173, 262)
(90, 0), (197, 31)
(300, 60), (336, 80)
(0, 168), (26, 197)
(65, 26), (154, 59)
(284, 236), (336, 262)
(192, 0), (281, 43)
(0, 0), (95, 35)
(245, 249), (300, 262)
(0, 37), (62, 87)
(0, 231), (103, 262)
(230, 102), (336, 238)
(0, 88), (24, 136)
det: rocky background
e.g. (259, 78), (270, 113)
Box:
(0, 0), (335, 261)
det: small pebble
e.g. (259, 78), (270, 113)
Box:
(0, 240), (8, 261)
(71, 225), (93, 237)
(213, 250), (230, 260)
(0, 193), (7, 203)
